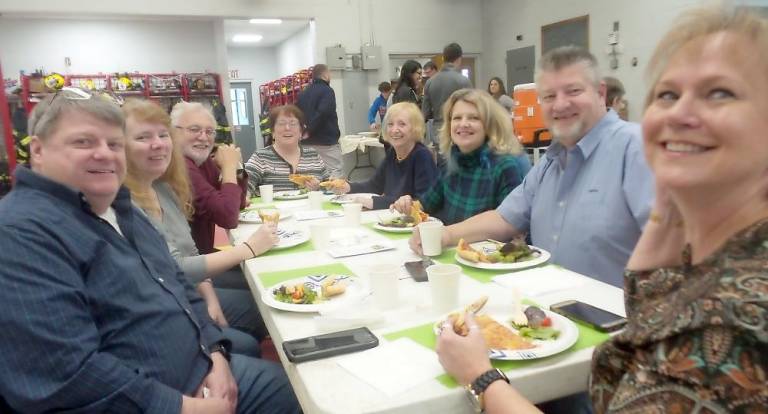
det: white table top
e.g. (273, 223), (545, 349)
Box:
(233, 199), (625, 414)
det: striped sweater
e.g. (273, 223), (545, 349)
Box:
(245, 146), (330, 195)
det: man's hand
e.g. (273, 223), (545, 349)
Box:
(181, 395), (232, 414)
(391, 195), (413, 215)
(436, 313), (493, 386)
(194, 352), (238, 412)
(214, 145), (242, 171)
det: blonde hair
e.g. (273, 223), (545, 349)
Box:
(382, 102), (426, 144)
(438, 88), (521, 156)
(122, 99), (194, 219)
(645, 5), (768, 108)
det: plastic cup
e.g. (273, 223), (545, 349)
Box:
(418, 221), (443, 256)
(309, 191), (324, 210)
(310, 223), (333, 250)
(368, 263), (400, 310)
(259, 185), (274, 203)
(343, 203), (362, 226)
(426, 264), (461, 312)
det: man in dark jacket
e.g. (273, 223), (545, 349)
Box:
(297, 64), (342, 177)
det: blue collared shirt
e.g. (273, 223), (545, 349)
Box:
(0, 167), (225, 413)
(498, 110), (654, 287)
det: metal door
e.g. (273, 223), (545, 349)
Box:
(506, 46), (536, 90)
(341, 70), (370, 136)
(230, 81), (259, 161)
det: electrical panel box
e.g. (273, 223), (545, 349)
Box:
(326, 46), (347, 70)
(361, 45), (382, 70)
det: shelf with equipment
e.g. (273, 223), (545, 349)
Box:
(1, 61), (17, 198)
(258, 67), (313, 146)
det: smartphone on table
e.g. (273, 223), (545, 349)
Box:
(550, 300), (627, 332)
(404, 258), (434, 282)
(282, 327), (379, 363)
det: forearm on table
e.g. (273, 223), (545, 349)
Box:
(445, 211), (518, 246)
(484, 381), (542, 414)
(202, 245), (252, 277)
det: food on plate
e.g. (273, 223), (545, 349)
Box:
(476, 315), (534, 350)
(320, 276), (347, 298)
(272, 283), (318, 304)
(319, 178), (347, 190)
(288, 174), (315, 188)
(456, 238), (537, 264)
(379, 201), (429, 227)
(447, 296), (489, 335)
(511, 306), (560, 340)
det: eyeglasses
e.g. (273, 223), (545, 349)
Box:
(176, 125), (217, 138)
(275, 121), (300, 129)
(30, 87), (125, 136)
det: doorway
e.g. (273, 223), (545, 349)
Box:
(230, 81), (258, 161)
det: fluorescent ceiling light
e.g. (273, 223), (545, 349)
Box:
(250, 18), (282, 25)
(233, 34), (263, 43)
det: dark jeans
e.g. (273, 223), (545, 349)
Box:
(214, 266), (252, 290)
(229, 354), (301, 414)
(537, 392), (594, 414)
(216, 287), (267, 358)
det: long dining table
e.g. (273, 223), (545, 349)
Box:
(230, 195), (625, 414)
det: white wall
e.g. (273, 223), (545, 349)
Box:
(0, 17), (217, 77)
(481, 0), (703, 122)
(276, 24), (313, 77)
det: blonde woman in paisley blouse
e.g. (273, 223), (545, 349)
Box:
(434, 5), (768, 414)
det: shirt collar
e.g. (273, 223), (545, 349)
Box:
(545, 110), (617, 163)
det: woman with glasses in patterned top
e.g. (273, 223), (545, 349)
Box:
(392, 89), (529, 225)
(245, 104), (330, 196)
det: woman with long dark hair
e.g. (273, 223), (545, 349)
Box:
(392, 60), (422, 105)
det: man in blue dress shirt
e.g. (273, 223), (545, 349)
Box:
(0, 89), (299, 414)
(410, 46), (654, 289)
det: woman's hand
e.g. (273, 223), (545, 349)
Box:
(627, 181), (687, 270)
(333, 181), (351, 195)
(246, 223), (279, 256)
(391, 195), (414, 214)
(436, 313), (493, 385)
(305, 177), (321, 191)
(351, 194), (373, 210)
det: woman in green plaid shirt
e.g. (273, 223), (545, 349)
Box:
(393, 89), (529, 224)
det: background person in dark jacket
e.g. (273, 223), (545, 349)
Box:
(297, 64), (342, 177)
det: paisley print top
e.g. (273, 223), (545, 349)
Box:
(589, 220), (768, 413)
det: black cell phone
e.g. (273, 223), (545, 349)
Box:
(404, 259), (434, 282)
(550, 300), (627, 332)
(282, 327), (379, 363)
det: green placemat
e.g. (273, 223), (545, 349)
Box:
(259, 239), (315, 257)
(258, 262), (356, 288)
(364, 223), (414, 240)
(383, 319), (610, 388)
(322, 200), (343, 211)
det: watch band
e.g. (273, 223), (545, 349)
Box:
(210, 342), (231, 362)
(467, 368), (510, 411)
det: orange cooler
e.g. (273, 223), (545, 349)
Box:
(512, 83), (550, 146)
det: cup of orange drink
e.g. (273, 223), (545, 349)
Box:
(258, 209), (281, 226)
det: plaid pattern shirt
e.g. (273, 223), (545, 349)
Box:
(419, 143), (524, 225)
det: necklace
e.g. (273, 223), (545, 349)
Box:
(395, 144), (415, 162)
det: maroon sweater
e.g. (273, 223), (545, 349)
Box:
(186, 157), (247, 254)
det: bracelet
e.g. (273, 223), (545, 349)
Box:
(243, 241), (257, 259)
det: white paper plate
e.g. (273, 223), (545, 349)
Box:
(274, 190), (309, 200)
(262, 275), (367, 313)
(433, 306), (579, 360)
(357, 131), (380, 137)
(454, 241), (550, 270)
(273, 227), (310, 250)
(239, 210), (292, 224)
(373, 216), (441, 233)
(330, 193), (376, 205)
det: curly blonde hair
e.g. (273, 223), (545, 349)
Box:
(438, 88), (521, 156)
(122, 99), (194, 219)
